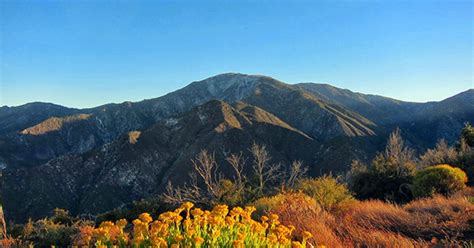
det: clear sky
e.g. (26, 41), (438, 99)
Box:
(1, 0), (472, 108)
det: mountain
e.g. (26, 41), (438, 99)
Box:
(0, 102), (77, 136)
(1, 73), (472, 221)
(296, 83), (420, 124)
(0, 74), (376, 169)
(3, 100), (326, 221)
(394, 90), (474, 147)
(297, 83), (474, 147)
(296, 83), (473, 124)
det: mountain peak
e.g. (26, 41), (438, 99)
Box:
(191, 73), (289, 97)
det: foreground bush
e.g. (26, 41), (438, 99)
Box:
(413, 164), (468, 197)
(295, 176), (354, 213)
(96, 197), (170, 224)
(348, 129), (416, 202)
(74, 202), (314, 247)
(3, 208), (93, 247)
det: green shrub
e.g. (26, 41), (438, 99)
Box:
(96, 197), (169, 224)
(348, 129), (416, 203)
(10, 209), (94, 247)
(348, 161), (414, 202)
(461, 123), (474, 147)
(217, 179), (245, 206)
(413, 164), (468, 197)
(295, 176), (355, 212)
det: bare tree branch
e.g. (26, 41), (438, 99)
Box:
(286, 160), (308, 188)
(250, 142), (283, 193)
(162, 174), (204, 205)
(225, 152), (247, 190)
(191, 150), (220, 198)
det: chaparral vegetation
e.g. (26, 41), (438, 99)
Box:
(1, 124), (473, 247)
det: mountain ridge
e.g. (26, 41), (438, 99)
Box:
(3, 100), (323, 221)
(1, 73), (472, 222)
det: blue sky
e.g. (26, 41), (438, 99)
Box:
(1, 0), (472, 108)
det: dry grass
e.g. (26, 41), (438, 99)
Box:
(340, 228), (429, 248)
(403, 195), (473, 240)
(257, 189), (474, 248)
(339, 194), (473, 246)
(261, 192), (345, 248)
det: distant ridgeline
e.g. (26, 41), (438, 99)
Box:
(0, 73), (473, 222)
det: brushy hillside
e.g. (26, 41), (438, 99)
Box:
(2, 74), (473, 223)
(1, 190), (472, 247)
(1, 124), (473, 247)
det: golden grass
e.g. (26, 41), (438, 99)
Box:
(258, 190), (473, 248)
(256, 192), (345, 247)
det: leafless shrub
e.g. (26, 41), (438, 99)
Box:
(225, 152), (247, 191)
(191, 150), (221, 198)
(250, 142), (284, 193)
(165, 143), (308, 205)
(286, 160), (308, 188)
(163, 174), (205, 205)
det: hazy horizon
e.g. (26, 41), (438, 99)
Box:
(1, 1), (472, 108)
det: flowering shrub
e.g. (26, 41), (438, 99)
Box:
(74, 202), (314, 247)
(413, 164), (468, 197)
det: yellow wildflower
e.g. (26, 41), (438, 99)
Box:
(132, 219), (142, 226)
(116, 219), (127, 228)
(303, 231), (313, 240)
(232, 239), (244, 248)
(211, 229), (221, 239)
(225, 216), (235, 226)
(267, 233), (278, 243)
(269, 214), (279, 221)
(139, 212), (153, 223)
(174, 207), (185, 215)
(99, 221), (114, 229)
(237, 232), (245, 240)
(174, 234), (184, 242)
(244, 206), (256, 214)
(230, 207), (244, 217)
(79, 203), (307, 247)
(212, 204), (229, 217)
(194, 236), (204, 245)
(182, 202), (194, 210)
(191, 208), (204, 217)
(292, 241), (304, 248)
